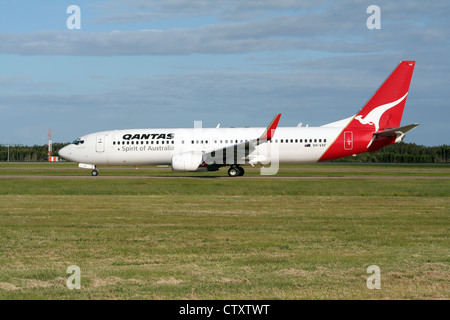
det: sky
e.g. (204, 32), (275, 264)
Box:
(0, 0), (449, 146)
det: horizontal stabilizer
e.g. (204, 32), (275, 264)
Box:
(374, 123), (420, 137)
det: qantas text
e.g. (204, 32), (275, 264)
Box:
(122, 133), (174, 140)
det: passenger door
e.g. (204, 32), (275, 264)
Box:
(96, 134), (105, 153)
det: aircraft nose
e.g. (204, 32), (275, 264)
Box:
(58, 145), (72, 161)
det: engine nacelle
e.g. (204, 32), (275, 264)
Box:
(171, 151), (204, 172)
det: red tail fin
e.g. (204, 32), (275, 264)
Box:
(319, 61), (416, 162)
(350, 61), (415, 132)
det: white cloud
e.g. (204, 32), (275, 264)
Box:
(90, 0), (322, 22)
(2, 1), (448, 57)
(0, 12), (378, 56)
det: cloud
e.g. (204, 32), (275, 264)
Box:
(0, 13), (379, 56)
(90, 0), (322, 22)
(2, 1), (449, 57)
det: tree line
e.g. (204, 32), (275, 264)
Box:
(0, 142), (448, 163)
(332, 142), (450, 163)
(0, 143), (69, 162)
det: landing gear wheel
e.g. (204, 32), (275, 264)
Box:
(228, 167), (239, 177)
(228, 166), (245, 177)
(91, 169), (99, 176)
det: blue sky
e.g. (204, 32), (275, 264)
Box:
(0, 0), (449, 146)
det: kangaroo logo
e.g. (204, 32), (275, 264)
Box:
(355, 93), (408, 132)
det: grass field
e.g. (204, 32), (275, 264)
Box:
(0, 162), (448, 299)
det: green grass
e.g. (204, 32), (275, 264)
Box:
(0, 163), (448, 299)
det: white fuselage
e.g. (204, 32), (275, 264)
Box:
(59, 126), (344, 166)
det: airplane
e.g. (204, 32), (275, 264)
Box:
(58, 61), (418, 177)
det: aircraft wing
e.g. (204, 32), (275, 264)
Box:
(203, 114), (281, 166)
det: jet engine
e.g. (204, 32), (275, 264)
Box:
(171, 151), (221, 172)
(171, 151), (204, 172)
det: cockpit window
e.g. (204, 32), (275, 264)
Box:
(72, 138), (85, 145)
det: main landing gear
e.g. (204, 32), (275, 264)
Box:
(228, 165), (245, 177)
(91, 169), (99, 176)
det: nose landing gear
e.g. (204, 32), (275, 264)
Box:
(78, 163), (98, 176)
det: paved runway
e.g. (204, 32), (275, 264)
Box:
(0, 175), (448, 180)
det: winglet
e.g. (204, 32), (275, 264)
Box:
(259, 114), (281, 142)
